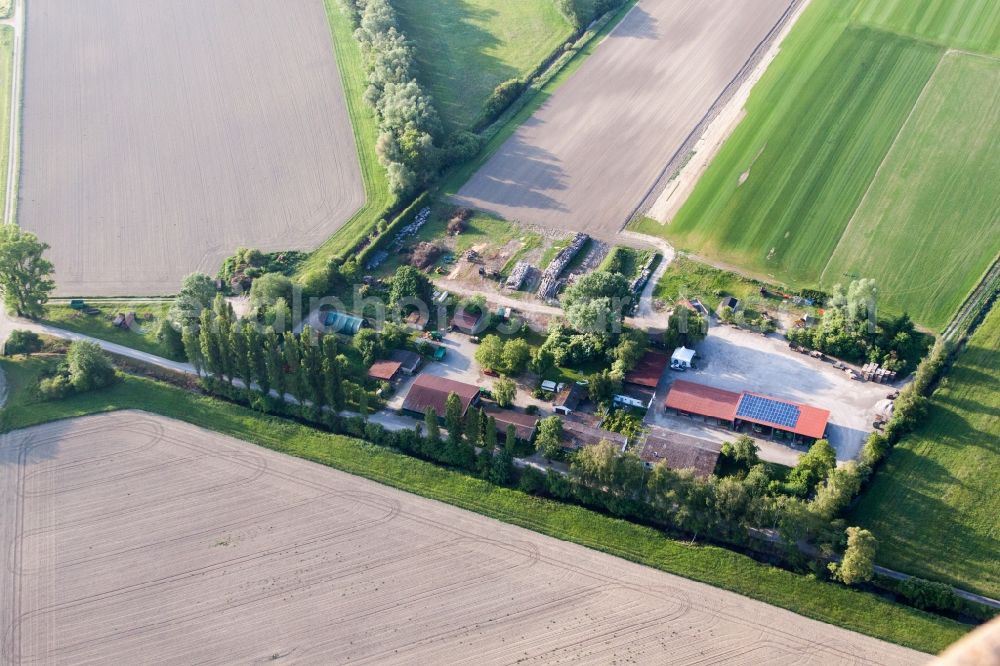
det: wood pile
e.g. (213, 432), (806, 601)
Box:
(861, 363), (897, 383)
(537, 233), (589, 299)
(506, 261), (533, 290)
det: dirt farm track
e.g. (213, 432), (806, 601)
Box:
(0, 412), (924, 664)
(455, 0), (797, 237)
(17, 0), (364, 296)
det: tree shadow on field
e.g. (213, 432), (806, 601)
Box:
(395, 0), (521, 131)
(609, 6), (660, 41)
(458, 123), (570, 213)
(855, 446), (999, 596)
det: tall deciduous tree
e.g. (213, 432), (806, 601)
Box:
(484, 415), (498, 451)
(388, 265), (433, 310)
(322, 336), (344, 412)
(198, 309), (222, 377)
(0, 225), (55, 318)
(492, 377), (516, 408)
(246, 324), (268, 395)
(264, 327), (285, 400)
(169, 272), (216, 328)
(474, 335), (504, 372)
(536, 416), (563, 460)
(445, 392), (463, 448)
(424, 407), (440, 445)
(830, 527), (876, 585)
(786, 439), (836, 496)
(66, 340), (116, 392)
(505, 423), (517, 450)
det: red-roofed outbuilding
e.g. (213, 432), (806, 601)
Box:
(664, 380), (740, 423)
(624, 350), (670, 389)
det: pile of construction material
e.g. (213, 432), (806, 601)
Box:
(630, 253), (658, 295)
(391, 207), (431, 250)
(537, 233), (589, 299)
(447, 208), (471, 235)
(506, 261), (532, 290)
(862, 363), (897, 383)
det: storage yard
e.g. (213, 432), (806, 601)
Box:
(18, 0), (364, 296)
(646, 325), (890, 462)
(0, 412), (924, 664)
(454, 0), (798, 237)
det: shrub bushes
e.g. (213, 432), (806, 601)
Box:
(37, 341), (117, 400)
(4, 329), (43, 356)
(876, 575), (998, 622)
(555, 0), (629, 30)
(786, 280), (930, 376)
(482, 78), (524, 121)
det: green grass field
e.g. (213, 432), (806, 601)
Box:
(653, 255), (769, 312)
(40, 303), (183, 360)
(852, 306), (1000, 598)
(394, 0), (573, 131)
(297, 1), (394, 276)
(0, 357), (970, 653)
(0, 27), (13, 217)
(853, 0), (1000, 56)
(632, 0), (1000, 330)
(638, 21), (943, 284)
(822, 53), (1000, 330)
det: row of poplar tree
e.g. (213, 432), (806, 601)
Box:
(179, 296), (365, 417)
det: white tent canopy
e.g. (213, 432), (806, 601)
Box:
(671, 346), (696, 368)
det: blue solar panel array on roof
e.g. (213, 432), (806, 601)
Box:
(736, 394), (800, 429)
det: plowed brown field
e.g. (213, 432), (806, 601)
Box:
(0, 412), (924, 664)
(18, 0), (364, 296)
(455, 0), (797, 238)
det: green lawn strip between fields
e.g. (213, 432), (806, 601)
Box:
(0, 359), (969, 653)
(0, 27), (13, 218)
(393, 0), (573, 131)
(298, 0), (395, 275)
(851, 306), (1000, 599)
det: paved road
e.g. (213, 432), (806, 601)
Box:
(0, 309), (196, 375)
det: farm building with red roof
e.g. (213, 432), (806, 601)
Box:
(664, 380), (740, 424)
(484, 407), (539, 443)
(402, 375), (480, 419)
(639, 429), (721, 477)
(367, 359), (402, 382)
(664, 379), (830, 443)
(624, 350), (670, 389)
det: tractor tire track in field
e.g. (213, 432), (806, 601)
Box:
(0, 412), (925, 664)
